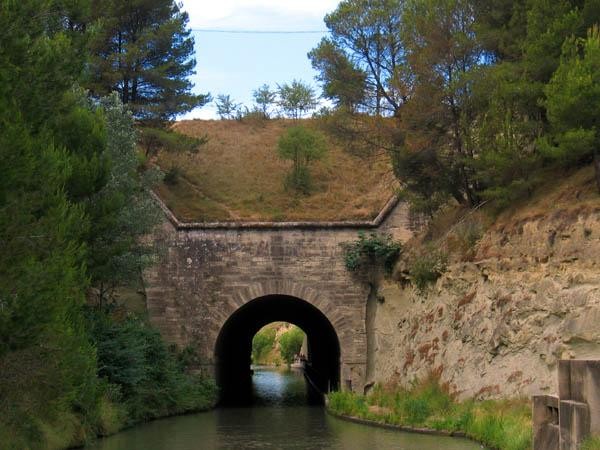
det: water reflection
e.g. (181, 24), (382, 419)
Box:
(87, 368), (481, 450)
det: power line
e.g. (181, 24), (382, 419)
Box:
(191, 28), (328, 34)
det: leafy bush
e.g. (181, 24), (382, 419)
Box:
(278, 326), (305, 365)
(409, 249), (448, 291)
(87, 310), (217, 424)
(252, 327), (277, 364)
(284, 165), (314, 194)
(343, 232), (402, 276)
(277, 125), (327, 194)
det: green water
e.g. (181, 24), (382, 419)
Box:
(87, 368), (481, 449)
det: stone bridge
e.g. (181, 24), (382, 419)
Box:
(143, 194), (417, 401)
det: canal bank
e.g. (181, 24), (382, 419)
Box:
(86, 368), (480, 449)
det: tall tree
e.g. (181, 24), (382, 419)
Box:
(0, 1), (100, 444)
(543, 26), (600, 191)
(88, 0), (209, 122)
(393, 0), (484, 208)
(314, 0), (407, 116)
(308, 38), (367, 111)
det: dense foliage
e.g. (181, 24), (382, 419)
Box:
(252, 327), (277, 364)
(0, 1), (214, 447)
(87, 311), (217, 424)
(278, 327), (305, 366)
(252, 325), (305, 366)
(311, 0), (600, 214)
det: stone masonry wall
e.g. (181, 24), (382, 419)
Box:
(143, 196), (415, 391)
(371, 210), (600, 399)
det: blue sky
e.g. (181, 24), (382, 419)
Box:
(179, 0), (341, 119)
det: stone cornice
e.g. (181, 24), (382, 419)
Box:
(150, 190), (400, 231)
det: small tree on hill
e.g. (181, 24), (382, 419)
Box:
(277, 126), (327, 194)
(253, 84), (277, 118)
(215, 94), (241, 120)
(277, 80), (318, 119)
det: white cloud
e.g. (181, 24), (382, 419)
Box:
(181, 0), (340, 30)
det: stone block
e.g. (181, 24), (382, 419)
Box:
(559, 400), (590, 450)
(559, 360), (600, 433)
(533, 395), (560, 450)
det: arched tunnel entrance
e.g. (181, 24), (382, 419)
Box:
(214, 295), (340, 405)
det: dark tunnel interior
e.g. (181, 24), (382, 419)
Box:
(214, 295), (340, 406)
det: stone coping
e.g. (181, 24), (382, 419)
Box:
(151, 190), (401, 231)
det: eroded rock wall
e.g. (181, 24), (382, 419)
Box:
(371, 211), (600, 399)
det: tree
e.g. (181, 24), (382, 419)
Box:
(279, 327), (305, 366)
(277, 80), (318, 119)
(215, 94), (241, 120)
(0, 1), (100, 443)
(392, 0), (484, 209)
(251, 327), (276, 363)
(88, 0), (209, 122)
(252, 84), (277, 118)
(542, 26), (600, 191)
(277, 126), (328, 194)
(86, 93), (163, 307)
(308, 38), (367, 111)
(314, 0), (407, 116)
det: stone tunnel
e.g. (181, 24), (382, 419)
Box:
(142, 194), (417, 401)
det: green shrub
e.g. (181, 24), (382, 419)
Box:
(277, 126), (327, 194)
(284, 165), (314, 195)
(87, 310), (216, 424)
(409, 249), (447, 291)
(343, 232), (402, 276)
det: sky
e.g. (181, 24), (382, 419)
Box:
(179, 0), (341, 119)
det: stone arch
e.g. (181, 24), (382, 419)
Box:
(214, 292), (343, 405)
(220, 280), (347, 333)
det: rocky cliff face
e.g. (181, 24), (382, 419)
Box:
(371, 205), (600, 400)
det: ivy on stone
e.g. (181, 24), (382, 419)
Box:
(343, 232), (402, 276)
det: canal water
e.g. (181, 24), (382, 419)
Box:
(87, 368), (481, 449)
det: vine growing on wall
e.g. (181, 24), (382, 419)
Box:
(342, 232), (402, 277)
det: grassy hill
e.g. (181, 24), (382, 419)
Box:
(154, 119), (396, 222)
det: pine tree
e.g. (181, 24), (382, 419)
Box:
(88, 0), (209, 122)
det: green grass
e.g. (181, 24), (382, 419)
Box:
(582, 435), (600, 450)
(328, 377), (531, 450)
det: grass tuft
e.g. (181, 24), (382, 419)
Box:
(328, 377), (532, 450)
